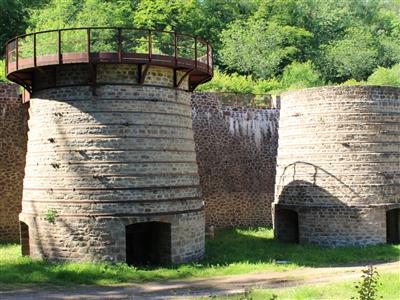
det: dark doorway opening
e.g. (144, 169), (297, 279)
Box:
(386, 209), (400, 244)
(20, 222), (30, 256)
(275, 209), (299, 243)
(126, 222), (171, 266)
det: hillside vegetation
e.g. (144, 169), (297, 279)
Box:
(1, 0), (400, 92)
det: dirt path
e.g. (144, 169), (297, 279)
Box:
(1, 261), (399, 299)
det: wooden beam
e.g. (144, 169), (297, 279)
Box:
(176, 69), (193, 89)
(139, 64), (150, 85)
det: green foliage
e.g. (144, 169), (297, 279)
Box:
(132, 0), (258, 63)
(220, 19), (312, 79)
(2, 0), (400, 88)
(340, 79), (364, 86)
(352, 265), (382, 300)
(29, 0), (137, 30)
(197, 62), (324, 95)
(320, 28), (379, 81)
(1, 228), (399, 287)
(367, 64), (400, 86)
(219, 0), (400, 83)
(196, 70), (285, 95)
(0, 60), (7, 82)
(280, 61), (323, 90)
(196, 70), (255, 93)
(43, 208), (58, 224)
(132, 0), (199, 32)
(0, 0), (48, 57)
(213, 272), (398, 300)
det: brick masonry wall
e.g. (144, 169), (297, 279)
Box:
(0, 83), (28, 242)
(274, 86), (400, 246)
(20, 64), (204, 263)
(191, 93), (279, 228)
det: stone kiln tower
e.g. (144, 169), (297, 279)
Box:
(5, 28), (212, 264)
(274, 86), (400, 246)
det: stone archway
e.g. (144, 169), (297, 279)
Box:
(386, 209), (400, 244)
(275, 209), (299, 243)
(125, 222), (171, 266)
(20, 221), (30, 256)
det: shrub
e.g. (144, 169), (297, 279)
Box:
(196, 69), (284, 95)
(281, 60), (323, 90)
(340, 79), (364, 86)
(367, 64), (400, 86)
(196, 69), (255, 93)
(352, 265), (382, 300)
(0, 60), (8, 82)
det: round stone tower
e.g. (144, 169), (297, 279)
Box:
(5, 28), (212, 264)
(274, 86), (400, 247)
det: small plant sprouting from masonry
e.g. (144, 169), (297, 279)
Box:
(44, 208), (58, 224)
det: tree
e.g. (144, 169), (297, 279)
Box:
(133, 0), (258, 64)
(220, 18), (312, 79)
(280, 61), (323, 89)
(367, 64), (400, 86)
(29, 0), (137, 30)
(319, 28), (379, 82)
(0, 0), (46, 56)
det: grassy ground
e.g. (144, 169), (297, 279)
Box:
(211, 272), (400, 300)
(1, 227), (399, 287)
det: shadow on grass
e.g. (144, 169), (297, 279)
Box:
(0, 228), (399, 287)
(203, 228), (400, 267)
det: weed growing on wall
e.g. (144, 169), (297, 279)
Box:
(44, 208), (58, 224)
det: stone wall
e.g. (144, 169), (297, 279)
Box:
(0, 83), (28, 242)
(191, 93), (279, 228)
(274, 86), (400, 246)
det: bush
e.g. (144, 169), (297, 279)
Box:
(367, 64), (400, 86)
(0, 60), (7, 82)
(352, 265), (381, 300)
(196, 69), (255, 93)
(281, 60), (323, 90)
(340, 79), (364, 86)
(196, 62), (325, 95)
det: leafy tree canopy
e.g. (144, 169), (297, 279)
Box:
(220, 19), (312, 79)
(1, 0), (400, 92)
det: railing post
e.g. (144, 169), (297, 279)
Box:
(194, 37), (197, 69)
(174, 32), (178, 67)
(206, 43), (209, 73)
(33, 33), (37, 67)
(58, 30), (62, 64)
(148, 30), (152, 62)
(87, 28), (91, 63)
(118, 28), (122, 62)
(16, 38), (19, 71)
(5, 43), (8, 75)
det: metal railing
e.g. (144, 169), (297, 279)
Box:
(5, 27), (213, 76)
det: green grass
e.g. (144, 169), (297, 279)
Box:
(0, 227), (399, 287)
(211, 272), (400, 300)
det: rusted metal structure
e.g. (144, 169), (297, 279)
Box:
(5, 27), (213, 98)
(5, 28), (212, 264)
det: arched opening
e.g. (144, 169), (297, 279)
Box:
(20, 222), (30, 256)
(125, 222), (171, 266)
(275, 209), (299, 243)
(386, 209), (400, 244)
